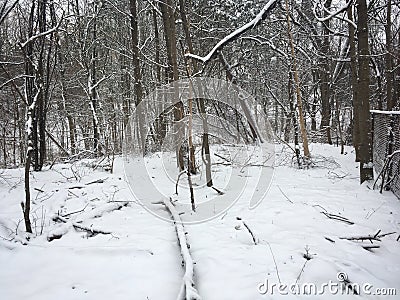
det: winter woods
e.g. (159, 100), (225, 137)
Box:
(0, 0), (399, 230)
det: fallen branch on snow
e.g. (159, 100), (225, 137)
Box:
(61, 204), (89, 218)
(162, 198), (201, 300)
(340, 230), (396, 243)
(49, 215), (111, 241)
(48, 202), (128, 241)
(86, 177), (108, 185)
(75, 202), (129, 222)
(236, 217), (257, 245)
(362, 245), (380, 252)
(321, 212), (354, 225)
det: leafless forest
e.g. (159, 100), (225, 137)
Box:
(0, 1), (399, 231)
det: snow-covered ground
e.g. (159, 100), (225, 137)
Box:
(0, 144), (399, 299)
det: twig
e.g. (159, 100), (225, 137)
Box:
(61, 204), (89, 218)
(211, 186), (224, 195)
(236, 217), (257, 245)
(52, 215), (112, 236)
(68, 186), (85, 190)
(376, 232), (396, 238)
(365, 202), (384, 219)
(175, 170), (187, 195)
(265, 241), (281, 284)
(362, 245), (380, 251)
(324, 236), (335, 243)
(214, 153), (231, 163)
(339, 230), (394, 243)
(277, 186), (293, 203)
(321, 212), (354, 225)
(295, 260), (308, 286)
(312, 204), (328, 212)
(86, 177), (107, 185)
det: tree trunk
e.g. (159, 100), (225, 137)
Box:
(289, 72), (301, 167)
(385, 1), (394, 110)
(319, 0), (332, 145)
(90, 3), (101, 156)
(36, 0), (47, 170)
(347, 6), (360, 161)
(23, 150), (33, 233)
(160, 0), (185, 171)
(356, 0), (373, 183)
(285, 0), (310, 159)
(129, 0), (145, 150)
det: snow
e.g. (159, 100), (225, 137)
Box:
(370, 110), (400, 115)
(0, 143), (399, 299)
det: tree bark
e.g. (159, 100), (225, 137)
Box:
(385, 1), (394, 110)
(347, 5), (360, 161)
(356, 0), (373, 183)
(160, 0), (185, 171)
(319, 0), (332, 145)
(90, 3), (101, 156)
(285, 0), (310, 159)
(129, 0), (145, 150)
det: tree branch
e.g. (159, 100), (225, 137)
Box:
(185, 0), (279, 64)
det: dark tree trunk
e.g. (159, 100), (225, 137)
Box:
(90, 3), (101, 156)
(36, 0), (46, 170)
(319, 0), (332, 145)
(160, 0), (185, 171)
(356, 0), (373, 183)
(385, 1), (394, 110)
(289, 72), (301, 167)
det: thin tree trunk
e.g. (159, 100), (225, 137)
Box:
(385, 1), (394, 110)
(285, 0), (310, 159)
(347, 6), (360, 161)
(289, 72), (301, 167)
(36, 0), (47, 170)
(160, 0), (185, 171)
(90, 3), (101, 156)
(334, 93), (344, 154)
(23, 150), (33, 233)
(319, 0), (332, 145)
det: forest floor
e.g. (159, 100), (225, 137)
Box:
(0, 143), (399, 300)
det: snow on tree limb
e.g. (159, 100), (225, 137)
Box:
(162, 198), (201, 300)
(313, 1), (356, 29)
(19, 15), (63, 49)
(185, 0), (279, 64)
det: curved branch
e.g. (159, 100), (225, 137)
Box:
(186, 0), (280, 64)
(313, 1), (356, 29)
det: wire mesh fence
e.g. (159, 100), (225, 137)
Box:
(371, 110), (400, 199)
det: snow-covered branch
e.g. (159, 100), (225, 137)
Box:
(185, 0), (279, 64)
(25, 89), (40, 150)
(162, 198), (201, 300)
(313, 1), (356, 29)
(0, 74), (34, 90)
(19, 15), (63, 49)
